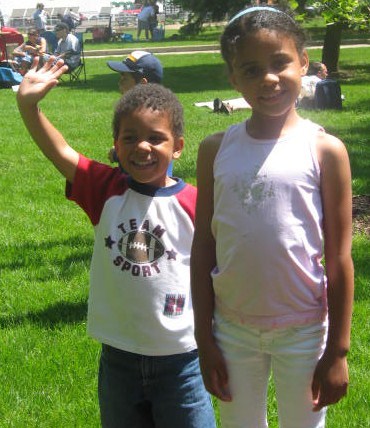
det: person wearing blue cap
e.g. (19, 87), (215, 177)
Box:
(107, 50), (163, 93)
(107, 50), (173, 176)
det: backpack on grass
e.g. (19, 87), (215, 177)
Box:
(314, 79), (342, 110)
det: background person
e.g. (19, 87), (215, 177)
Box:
(191, 6), (353, 428)
(298, 61), (328, 108)
(16, 60), (216, 428)
(57, 9), (81, 32)
(32, 3), (48, 35)
(136, 1), (154, 41)
(149, 0), (159, 39)
(54, 23), (80, 71)
(12, 28), (47, 74)
(106, 50), (174, 177)
(107, 50), (163, 94)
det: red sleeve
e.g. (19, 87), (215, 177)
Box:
(66, 155), (129, 225)
(176, 183), (197, 224)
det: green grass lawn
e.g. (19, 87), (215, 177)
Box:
(0, 46), (369, 427)
(80, 20), (370, 52)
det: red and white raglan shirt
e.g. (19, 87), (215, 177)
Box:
(66, 155), (197, 356)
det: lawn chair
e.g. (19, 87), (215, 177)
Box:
(0, 29), (24, 63)
(43, 30), (58, 54)
(67, 32), (86, 83)
(0, 31), (24, 88)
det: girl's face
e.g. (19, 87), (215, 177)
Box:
(229, 29), (308, 120)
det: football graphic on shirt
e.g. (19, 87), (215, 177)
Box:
(118, 231), (165, 264)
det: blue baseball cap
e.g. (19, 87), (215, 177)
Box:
(107, 51), (163, 83)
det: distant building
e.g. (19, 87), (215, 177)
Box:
(163, 0), (182, 15)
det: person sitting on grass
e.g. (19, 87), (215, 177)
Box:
(298, 61), (328, 108)
(16, 57), (216, 428)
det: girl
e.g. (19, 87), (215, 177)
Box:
(191, 6), (354, 428)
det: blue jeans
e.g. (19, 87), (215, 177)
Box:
(98, 345), (216, 428)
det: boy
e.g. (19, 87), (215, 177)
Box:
(17, 58), (215, 428)
(107, 50), (173, 175)
(107, 50), (163, 94)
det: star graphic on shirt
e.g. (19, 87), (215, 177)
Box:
(166, 249), (177, 260)
(105, 235), (116, 249)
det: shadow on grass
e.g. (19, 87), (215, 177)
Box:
(0, 300), (88, 329)
(72, 62), (230, 94)
(352, 236), (370, 302)
(0, 235), (93, 283)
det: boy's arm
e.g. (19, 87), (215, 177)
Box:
(17, 58), (79, 183)
(312, 132), (354, 411)
(191, 132), (231, 402)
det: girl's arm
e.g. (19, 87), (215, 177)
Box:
(312, 131), (354, 411)
(191, 132), (232, 402)
(16, 57), (79, 183)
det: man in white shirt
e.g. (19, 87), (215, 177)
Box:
(298, 62), (328, 108)
(54, 23), (81, 71)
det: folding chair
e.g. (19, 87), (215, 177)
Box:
(0, 30), (25, 76)
(43, 30), (59, 54)
(68, 32), (86, 83)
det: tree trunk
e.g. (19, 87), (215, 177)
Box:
(322, 22), (342, 76)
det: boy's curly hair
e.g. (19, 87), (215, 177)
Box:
(221, 7), (307, 72)
(112, 83), (184, 140)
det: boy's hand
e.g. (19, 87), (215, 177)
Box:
(17, 56), (68, 106)
(198, 339), (232, 402)
(311, 351), (349, 411)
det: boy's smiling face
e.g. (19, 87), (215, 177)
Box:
(115, 108), (183, 188)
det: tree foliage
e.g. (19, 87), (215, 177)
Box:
(317, 0), (369, 73)
(319, 0), (369, 29)
(172, 0), (369, 72)
(171, 0), (249, 21)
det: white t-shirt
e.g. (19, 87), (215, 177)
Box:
(300, 75), (321, 100)
(67, 155), (198, 356)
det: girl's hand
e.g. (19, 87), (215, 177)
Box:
(17, 56), (68, 106)
(198, 339), (232, 402)
(311, 352), (349, 411)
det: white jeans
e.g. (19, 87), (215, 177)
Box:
(214, 314), (327, 428)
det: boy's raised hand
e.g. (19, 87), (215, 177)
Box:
(16, 56), (79, 184)
(17, 56), (68, 105)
